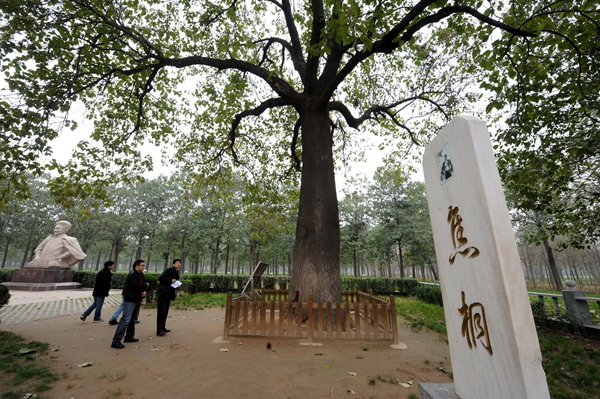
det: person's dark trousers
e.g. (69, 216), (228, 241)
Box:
(157, 295), (171, 333)
(82, 296), (105, 321)
(111, 300), (141, 345)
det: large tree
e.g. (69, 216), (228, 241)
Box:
(1, 0), (587, 302)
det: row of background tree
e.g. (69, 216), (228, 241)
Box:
(2, 170), (599, 291)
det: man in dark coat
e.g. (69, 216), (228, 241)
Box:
(156, 259), (181, 336)
(111, 260), (148, 349)
(80, 261), (114, 322)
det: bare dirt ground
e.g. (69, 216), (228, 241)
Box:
(1, 306), (453, 399)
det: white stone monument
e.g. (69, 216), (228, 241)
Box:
(420, 115), (550, 398)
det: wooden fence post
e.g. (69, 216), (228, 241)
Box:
(223, 292), (232, 339)
(308, 295), (313, 343)
(390, 295), (399, 345)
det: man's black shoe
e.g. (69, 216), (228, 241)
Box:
(134, 320), (140, 324)
(123, 338), (139, 343)
(157, 331), (166, 336)
(108, 320), (118, 325)
(163, 329), (171, 333)
(111, 342), (125, 349)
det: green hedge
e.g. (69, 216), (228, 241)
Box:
(340, 277), (420, 296)
(144, 274), (159, 303)
(72, 270), (161, 291)
(415, 284), (444, 307)
(0, 269), (15, 283)
(68, 270), (427, 299)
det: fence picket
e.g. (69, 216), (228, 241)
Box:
(224, 290), (398, 343)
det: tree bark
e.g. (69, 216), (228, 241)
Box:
(289, 106), (341, 304)
(2, 238), (11, 268)
(397, 239), (405, 278)
(20, 239), (31, 267)
(543, 239), (563, 291)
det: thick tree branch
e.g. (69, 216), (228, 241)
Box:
(267, 0), (307, 80)
(228, 97), (291, 162)
(290, 118), (302, 172)
(318, 3), (537, 107)
(305, 0), (326, 88)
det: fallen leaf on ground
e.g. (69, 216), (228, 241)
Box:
(348, 372), (357, 376)
(399, 379), (414, 388)
(347, 389), (356, 395)
(220, 348), (228, 352)
(19, 348), (36, 354)
(77, 362), (93, 368)
(322, 365), (330, 370)
(149, 348), (159, 352)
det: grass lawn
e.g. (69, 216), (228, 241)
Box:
(0, 331), (59, 399)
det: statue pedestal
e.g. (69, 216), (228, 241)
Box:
(2, 268), (81, 291)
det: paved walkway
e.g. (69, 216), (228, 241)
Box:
(0, 289), (123, 325)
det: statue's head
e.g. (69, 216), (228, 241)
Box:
(53, 221), (72, 235)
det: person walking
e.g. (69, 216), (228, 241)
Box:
(80, 261), (114, 322)
(156, 259), (181, 336)
(111, 260), (148, 349)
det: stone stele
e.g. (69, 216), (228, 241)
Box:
(421, 115), (550, 399)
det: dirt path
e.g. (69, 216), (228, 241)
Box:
(1, 304), (453, 399)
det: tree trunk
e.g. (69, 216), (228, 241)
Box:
(225, 244), (230, 274)
(543, 239), (563, 291)
(289, 107), (341, 304)
(2, 238), (11, 268)
(397, 239), (405, 278)
(20, 239), (31, 267)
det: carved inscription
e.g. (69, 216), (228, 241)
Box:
(458, 291), (493, 356)
(447, 206), (480, 264)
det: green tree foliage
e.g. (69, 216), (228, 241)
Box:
(369, 168), (434, 278)
(482, 1), (600, 248)
(1, 0), (591, 301)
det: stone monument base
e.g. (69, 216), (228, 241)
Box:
(419, 383), (460, 399)
(2, 268), (81, 291)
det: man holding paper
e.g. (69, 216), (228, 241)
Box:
(156, 259), (182, 336)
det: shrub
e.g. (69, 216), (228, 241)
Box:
(0, 284), (11, 309)
(0, 268), (15, 283)
(144, 274), (159, 303)
(415, 284), (443, 307)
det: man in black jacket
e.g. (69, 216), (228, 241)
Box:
(156, 259), (181, 336)
(80, 261), (114, 322)
(111, 260), (148, 349)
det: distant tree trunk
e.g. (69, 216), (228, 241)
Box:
(95, 251), (102, 271)
(353, 249), (358, 277)
(212, 237), (221, 274)
(524, 243), (536, 288)
(2, 238), (11, 268)
(163, 252), (169, 270)
(225, 244), (230, 274)
(397, 240), (405, 278)
(543, 239), (563, 291)
(20, 239), (31, 267)
(114, 237), (122, 271)
(428, 263), (439, 280)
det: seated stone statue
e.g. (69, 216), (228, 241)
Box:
(26, 221), (87, 269)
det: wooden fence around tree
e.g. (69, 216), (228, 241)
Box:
(222, 289), (400, 345)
